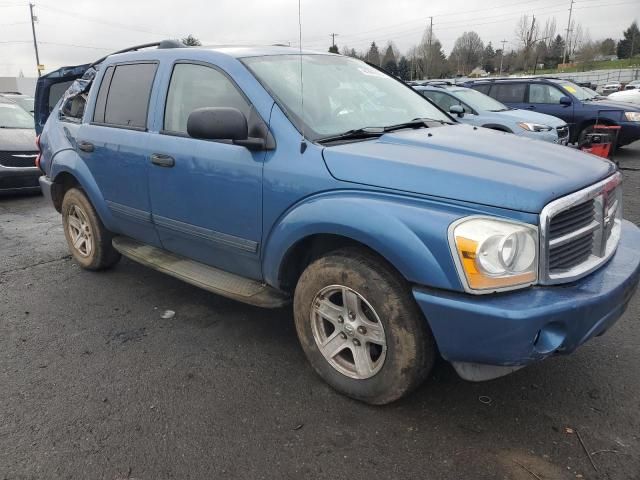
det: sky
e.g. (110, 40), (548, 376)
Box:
(0, 0), (637, 77)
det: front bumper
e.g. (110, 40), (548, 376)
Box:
(0, 165), (41, 193)
(414, 220), (640, 374)
(617, 121), (640, 146)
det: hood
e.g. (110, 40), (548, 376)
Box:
(583, 97), (640, 112)
(495, 108), (567, 127)
(322, 124), (615, 213)
(0, 128), (37, 151)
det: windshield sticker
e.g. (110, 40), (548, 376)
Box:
(563, 85), (577, 94)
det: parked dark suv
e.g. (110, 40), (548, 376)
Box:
(464, 78), (640, 147)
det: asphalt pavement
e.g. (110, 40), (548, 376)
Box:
(1, 143), (639, 480)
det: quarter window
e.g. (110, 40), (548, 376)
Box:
(93, 63), (157, 129)
(164, 63), (251, 134)
(528, 84), (565, 104)
(492, 83), (526, 103)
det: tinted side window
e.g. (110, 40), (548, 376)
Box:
(422, 91), (460, 112)
(100, 63), (157, 129)
(164, 63), (251, 134)
(492, 83), (526, 103)
(528, 84), (565, 104)
(93, 66), (114, 123)
(472, 84), (491, 95)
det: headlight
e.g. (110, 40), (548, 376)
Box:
(517, 122), (553, 132)
(449, 217), (538, 293)
(624, 112), (640, 122)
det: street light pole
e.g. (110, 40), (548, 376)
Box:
(29, 2), (41, 77)
(499, 39), (507, 76)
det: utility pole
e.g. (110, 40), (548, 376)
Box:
(425, 16), (433, 79)
(329, 32), (339, 49)
(499, 39), (507, 76)
(562, 0), (574, 65)
(29, 2), (41, 77)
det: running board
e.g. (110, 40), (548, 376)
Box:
(112, 237), (290, 308)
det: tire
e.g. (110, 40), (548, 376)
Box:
(61, 187), (120, 270)
(293, 247), (436, 405)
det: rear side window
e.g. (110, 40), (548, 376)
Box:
(93, 63), (157, 129)
(472, 84), (491, 95)
(492, 83), (526, 103)
(163, 63), (251, 134)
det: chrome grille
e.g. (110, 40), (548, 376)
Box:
(0, 151), (38, 168)
(540, 173), (622, 284)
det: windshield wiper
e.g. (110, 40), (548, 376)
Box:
(317, 127), (385, 144)
(382, 117), (451, 132)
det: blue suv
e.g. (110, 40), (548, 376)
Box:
(36, 43), (640, 404)
(465, 77), (640, 146)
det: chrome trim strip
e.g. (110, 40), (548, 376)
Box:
(548, 220), (599, 248)
(539, 172), (622, 285)
(153, 214), (258, 253)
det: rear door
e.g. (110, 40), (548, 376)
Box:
(77, 61), (161, 246)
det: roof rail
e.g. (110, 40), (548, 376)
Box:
(0, 91), (23, 95)
(90, 39), (185, 67)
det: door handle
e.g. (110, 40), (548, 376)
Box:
(150, 153), (175, 168)
(77, 141), (94, 153)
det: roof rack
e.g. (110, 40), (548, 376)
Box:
(90, 39), (186, 67)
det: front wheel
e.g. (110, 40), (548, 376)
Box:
(293, 248), (436, 405)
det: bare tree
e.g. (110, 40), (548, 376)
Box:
(515, 15), (539, 70)
(449, 31), (484, 74)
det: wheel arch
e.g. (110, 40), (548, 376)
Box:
(263, 192), (465, 293)
(50, 153), (116, 229)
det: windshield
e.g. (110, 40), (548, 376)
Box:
(242, 54), (451, 140)
(550, 79), (597, 100)
(12, 96), (35, 114)
(450, 88), (508, 112)
(0, 102), (34, 128)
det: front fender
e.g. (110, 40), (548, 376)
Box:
(50, 151), (117, 230)
(263, 190), (508, 292)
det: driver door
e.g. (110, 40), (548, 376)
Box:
(148, 62), (265, 280)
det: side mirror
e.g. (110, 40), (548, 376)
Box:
(187, 107), (265, 150)
(559, 96), (572, 106)
(449, 104), (465, 117)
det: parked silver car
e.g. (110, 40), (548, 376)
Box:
(415, 83), (569, 144)
(0, 97), (39, 194)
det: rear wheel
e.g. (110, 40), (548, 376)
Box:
(61, 188), (120, 270)
(293, 248), (436, 405)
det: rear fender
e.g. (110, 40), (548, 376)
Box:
(263, 191), (529, 292)
(50, 152), (116, 230)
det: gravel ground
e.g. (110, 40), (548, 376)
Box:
(1, 144), (639, 480)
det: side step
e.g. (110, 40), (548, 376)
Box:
(112, 236), (290, 308)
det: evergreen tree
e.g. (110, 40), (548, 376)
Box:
(483, 42), (496, 72)
(366, 42), (381, 66)
(181, 34), (202, 46)
(328, 45), (339, 54)
(381, 44), (397, 75)
(397, 56), (410, 81)
(617, 21), (640, 59)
